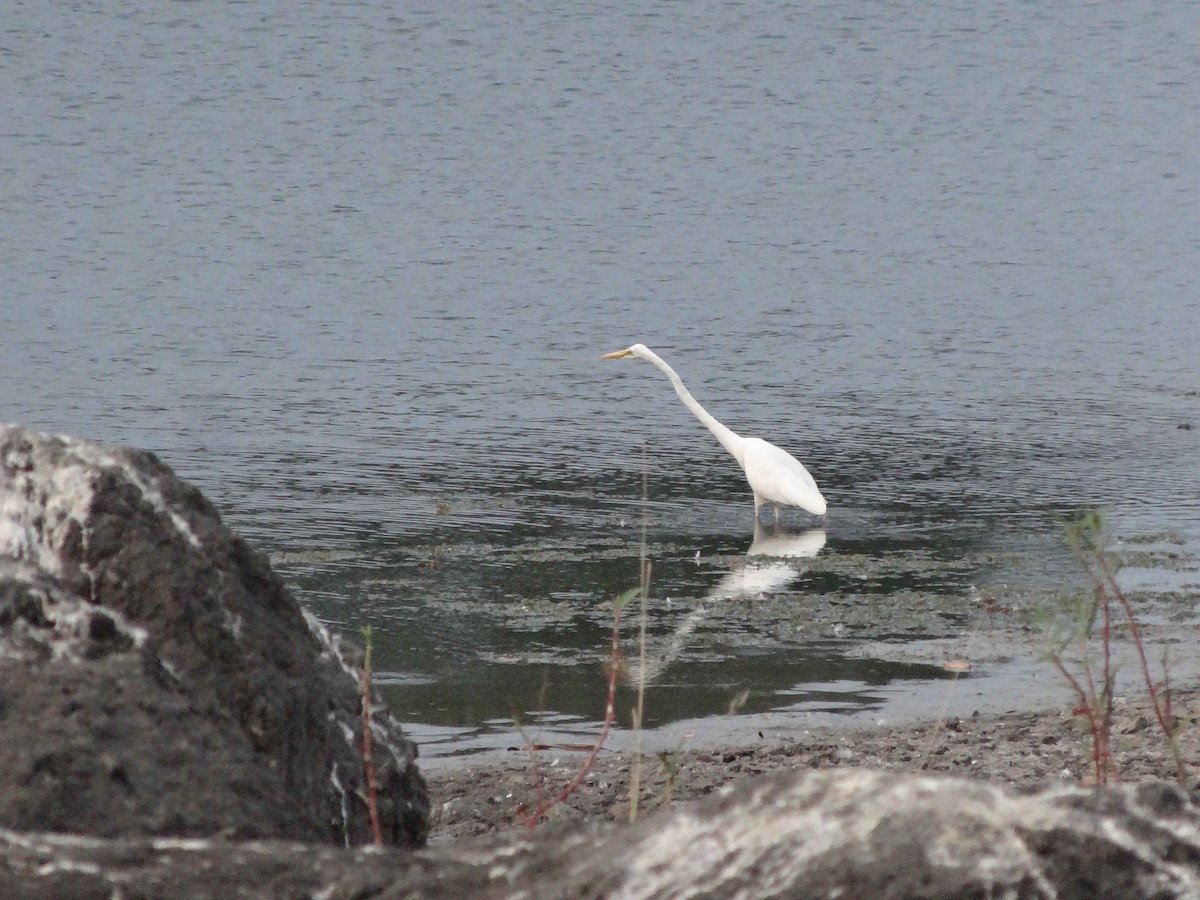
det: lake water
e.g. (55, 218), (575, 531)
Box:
(3, 1), (1198, 764)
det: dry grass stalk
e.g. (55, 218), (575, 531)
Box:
(360, 625), (384, 846)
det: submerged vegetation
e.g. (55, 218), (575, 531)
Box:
(503, 508), (1193, 827)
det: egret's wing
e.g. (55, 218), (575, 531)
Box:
(742, 438), (827, 515)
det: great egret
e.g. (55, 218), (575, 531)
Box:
(602, 343), (827, 521)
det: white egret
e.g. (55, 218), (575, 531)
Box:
(602, 344), (827, 521)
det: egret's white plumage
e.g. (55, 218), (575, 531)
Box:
(602, 343), (827, 521)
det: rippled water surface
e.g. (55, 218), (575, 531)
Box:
(3, 1), (1198, 762)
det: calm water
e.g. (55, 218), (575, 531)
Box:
(3, 2), (1198, 762)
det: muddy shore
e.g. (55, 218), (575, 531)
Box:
(425, 685), (1199, 845)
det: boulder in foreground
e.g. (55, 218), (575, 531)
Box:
(0, 424), (428, 846)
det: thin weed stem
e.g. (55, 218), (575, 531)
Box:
(1087, 541), (1186, 784)
(1049, 512), (1186, 786)
(360, 625), (384, 846)
(1049, 647), (1115, 784)
(629, 446), (650, 822)
(519, 592), (631, 828)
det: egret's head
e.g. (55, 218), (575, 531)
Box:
(601, 343), (650, 361)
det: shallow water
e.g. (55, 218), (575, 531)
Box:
(3, 1), (1198, 762)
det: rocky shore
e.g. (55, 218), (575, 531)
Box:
(2, 423), (1198, 899)
(426, 685), (1199, 842)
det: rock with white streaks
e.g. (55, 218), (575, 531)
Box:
(0, 772), (1198, 898)
(0, 424), (428, 846)
(504, 770), (1200, 899)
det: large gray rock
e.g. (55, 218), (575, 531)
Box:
(0, 771), (1197, 898)
(0, 424), (428, 846)
(515, 770), (1200, 899)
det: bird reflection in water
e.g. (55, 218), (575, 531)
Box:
(708, 525), (827, 600)
(626, 527), (826, 687)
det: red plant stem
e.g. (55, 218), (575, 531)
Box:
(523, 604), (624, 827)
(1095, 549), (1187, 784)
(1097, 569), (1116, 782)
(1050, 652), (1113, 785)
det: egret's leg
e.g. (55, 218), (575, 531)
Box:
(753, 493), (764, 521)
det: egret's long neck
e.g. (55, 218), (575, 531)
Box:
(643, 350), (745, 464)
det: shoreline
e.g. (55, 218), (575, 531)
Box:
(424, 684), (1199, 845)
